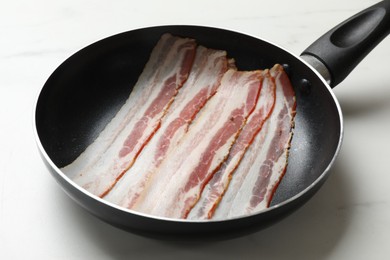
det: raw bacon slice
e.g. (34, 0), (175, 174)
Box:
(213, 64), (296, 219)
(133, 69), (263, 219)
(62, 34), (181, 179)
(104, 46), (229, 208)
(62, 33), (197, 197)
(188, 70), (276, 220)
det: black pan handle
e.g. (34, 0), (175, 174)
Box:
(301, 0), (390, 87)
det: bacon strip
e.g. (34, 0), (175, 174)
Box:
(213, 64), (296, 219)
(133, 69), (263, 218)
(188, 70), (276, 220)
(104, 46), (229, 207)
(62, 34), (179, 178)
(62, 34), (196, 197)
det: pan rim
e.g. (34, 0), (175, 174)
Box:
(33, 24), (344, 224)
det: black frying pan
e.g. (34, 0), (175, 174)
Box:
(34, 1), (390, 238)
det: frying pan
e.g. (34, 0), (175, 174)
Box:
(34, 1), (390, 238)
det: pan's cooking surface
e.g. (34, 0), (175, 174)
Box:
(35, 26), (342, 229)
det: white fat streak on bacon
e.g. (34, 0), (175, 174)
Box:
(133, 69), (263, 219)
(213, 64), (296, 219)
(103, 46), (229, 208)
(188, 70), (276, 220)
(62, 34), (197, 197)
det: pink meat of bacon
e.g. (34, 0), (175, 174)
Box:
(188, 70), (276, 220)
(104, 46), (229, 208)
(62, 33), (196, 197)
(132, 69), (263, 219)
(212, 64), (296, 219)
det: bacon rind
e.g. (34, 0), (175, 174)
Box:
(103, 46), (229, 208)
(62, 34), (196, 197)
(188, 70), (276, 220)
(132, 69), (263, 219)
(213, 64), (296, 219)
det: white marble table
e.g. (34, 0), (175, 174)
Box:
(1, 0), (389, 259)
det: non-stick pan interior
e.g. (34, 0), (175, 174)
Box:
(35, 25), (342, 218)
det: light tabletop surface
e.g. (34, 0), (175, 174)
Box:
(1, 0), (390, 259)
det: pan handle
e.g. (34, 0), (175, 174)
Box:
(301, 0), (390, 87)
